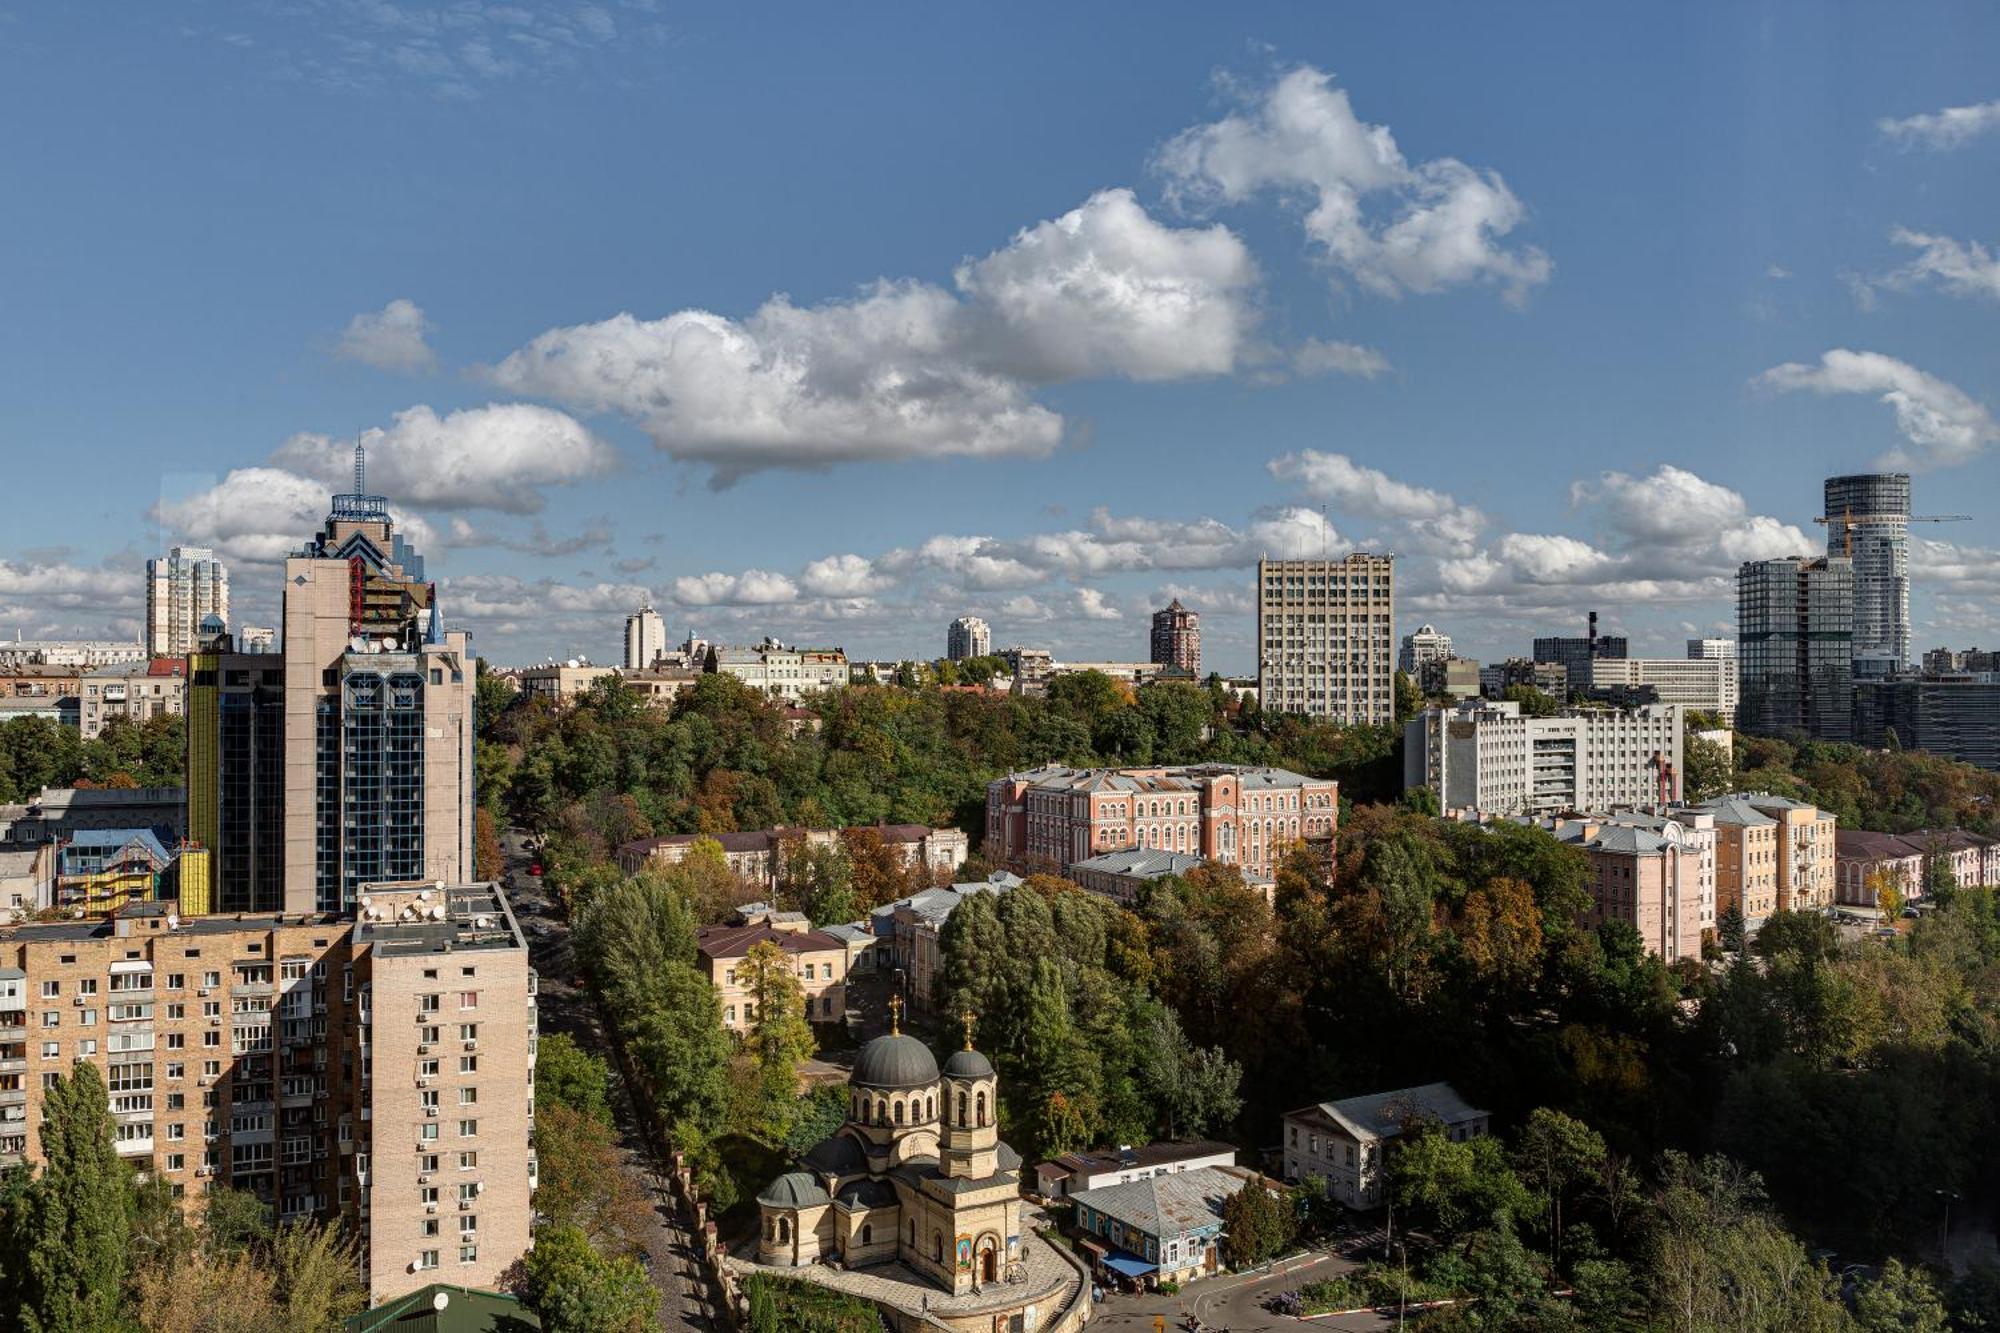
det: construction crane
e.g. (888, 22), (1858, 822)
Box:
(1813, 508), (1971, 558)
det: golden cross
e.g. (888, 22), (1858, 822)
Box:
(888, 994), (903, 1035)
(961, 1010), (977, 1051)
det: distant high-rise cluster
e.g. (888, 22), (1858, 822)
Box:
(1256, 554), (1395, 725)
(1150, 599), (1201, 675)
(145, 545), (228, 659)
(947, 615), (990, 661)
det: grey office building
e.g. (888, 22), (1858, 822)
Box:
(1738, 556), (1854, 740)
(1824, 473), (1911, 679)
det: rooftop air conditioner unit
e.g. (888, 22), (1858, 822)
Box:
(462, 1040), (476, 1051)
(418, 1173), (432, 1184)
(424, 1107), (437, 1117)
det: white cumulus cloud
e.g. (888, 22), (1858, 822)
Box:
(1289, 338), (1392, 379)
(671, 569), (801, 607)
(272, 403), (617, 514)
(489, 189), (1265, 484)
(335, 298), (438, 373)
(1158, 66), (1551, 303)
(1755, 349), (2000, 471)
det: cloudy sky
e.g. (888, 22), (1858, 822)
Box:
(2, 4), (1997, 673)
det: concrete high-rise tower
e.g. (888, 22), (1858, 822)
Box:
(947, 616), (990, 662)
(145, 545), (229, 658)
(1257, 554), (1395, 723)
(624, 603), (666, 670)
(1823, 473), (1911, 679)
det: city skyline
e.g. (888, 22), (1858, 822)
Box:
(2, 7), (1998, 674)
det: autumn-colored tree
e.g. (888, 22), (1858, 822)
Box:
(841, 827), (919, 910)
(533, 1103), (651, 1248)
(1456, 876), (1545, 996)
(1867, 869), (1903, 922)
(474, 806), (503, 881)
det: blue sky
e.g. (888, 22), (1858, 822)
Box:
(2, 3), (1997, 674)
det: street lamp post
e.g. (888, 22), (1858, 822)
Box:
(1938, 1189), (1961, 1268)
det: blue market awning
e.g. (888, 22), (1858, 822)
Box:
(1101, 1252), (1159, 1279)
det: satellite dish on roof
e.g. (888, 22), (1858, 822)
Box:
(432, 1291), (450, 1312)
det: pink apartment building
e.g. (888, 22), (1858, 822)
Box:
(983, 764), (1337, 884)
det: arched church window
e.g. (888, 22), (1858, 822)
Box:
(957, 1090), (967, 1126)
(909, 1219), (917, 1245)
(926, 1094), (935, 1120)
(976, 1090), (987, 1127)
(894, 1100), (904, 1125)
(933, 1232), (944, 1263)
(779, 1216), (790, 1242)
(862, 1224), (872, 1245)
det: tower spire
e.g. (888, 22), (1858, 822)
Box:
(888, 994), (903, 1036)
(961, 1009), (977, 1051)
(354, 443), (366, 495)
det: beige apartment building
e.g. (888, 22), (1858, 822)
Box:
(616, 824), (969, 888)
(515, 663), (620, 705)
(1739, 795), (1837, 913)
(1696, 796), (1781, 927)
(1256, 554), (1396, 725)
(697, 915), (849, 1031)
(78, 659), (186, 739)
(0, 879), (536, 1306)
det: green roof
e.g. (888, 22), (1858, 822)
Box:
(345, 1284), (541, 1333)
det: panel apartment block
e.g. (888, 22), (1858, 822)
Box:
(1256, 555), (1394, 725)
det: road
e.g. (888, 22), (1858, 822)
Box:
(1085, 1246), (1392, 1333)
(505, 830), (717, 1331)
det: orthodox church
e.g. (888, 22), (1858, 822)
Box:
(756, 1000), (1026, 1295)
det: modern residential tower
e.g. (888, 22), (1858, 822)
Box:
(1150, 599), (1201, 675)
(1256, 554), (1395, 724)
(947, 616), (991, 662)
(623, 603), (665, 670)
(1737, 555), (1854, 740)
(1399, 622), (1453, 675)
(1823, 473), (1911, 679)
(145, 546), (229, 659)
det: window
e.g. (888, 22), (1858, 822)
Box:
(420, 1124), (438, 1142)
(419, 994), (439, 1014)
(458, 992), (478, 1010)
(459, 1024), (477, 1042)
(458, 1119), (477, 1138)
(459, 1244), (477, 1264)
(458, 1056), (476, 1074)
(459, 1151), (477, 1170)
(459, 1181), (478, 1202)
(417, 1251), (439, 1271)
(40, 981), (58, 999)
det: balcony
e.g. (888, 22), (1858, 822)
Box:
(0, 1089), (26, 1108)
(230, 982), (273, 998)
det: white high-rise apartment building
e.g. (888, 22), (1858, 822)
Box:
(1257, 554), (1395, 725)
(1404, 699), (1685, 816)
(1686, 638), (1736, 661)
(145, 546), (228, 658)
(947, 616), (991, 661)
(624, 603), (666, 670)
(1399, 623), (1453, 675)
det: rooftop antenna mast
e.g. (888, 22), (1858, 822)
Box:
(354, 443), (366, 495)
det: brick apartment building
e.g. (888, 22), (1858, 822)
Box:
(984, 763), (1337, 885)
(0, 879), (536, 1306)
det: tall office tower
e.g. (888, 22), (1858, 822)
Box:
(1738, 555), (1854, 740)
(1399, 622), (1453, 675)
(1534, 612), (1630, 695)
(145, 545), (229, 658)
(1686, 638), (1736, 661)
(624, 603), (665, 670)
(281, 447), (476, 914)
(1150, 599), (1201, 674)
(186, 619), (286, 914)
(947, 615), (991, 662)
(1256, 554), (1395, 724)
(1824, 473), (1911, 679)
